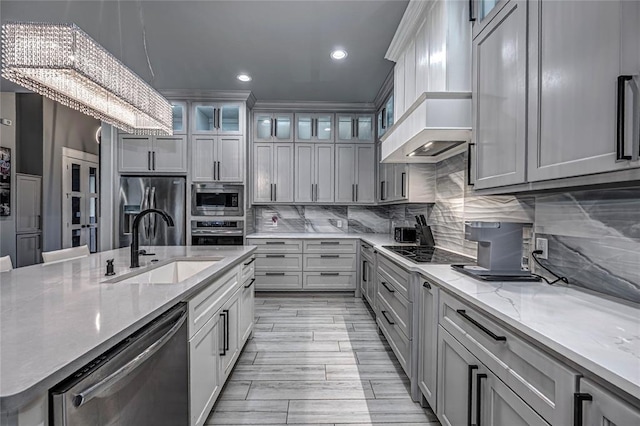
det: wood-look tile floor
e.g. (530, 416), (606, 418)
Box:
(205, 295), (440, 425)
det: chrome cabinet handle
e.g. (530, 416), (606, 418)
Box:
(456, 309), (506, 341)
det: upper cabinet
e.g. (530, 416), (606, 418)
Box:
(192, 136), (244, 183)
(118, 134), (187, 174)
(295, 113), (334, 142)
(336, 114), (374, 143)
(253, 112), (294, 142)
(171, 101), (187, 134)
(377, 95), (395, 138)
(471, 0), (508, 37)
(191, 102), (243, 136)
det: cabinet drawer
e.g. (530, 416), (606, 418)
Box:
(303, 272), (356, 290)
(188, 266), (239, 339)
(303, 239), (357, 253)
(255, 253), (302, 271)
(376, 271), (411, 339)
(439, 292), (578, 426)
(241, 256), (255, 283)
(246, 239), (303, 253)
(255, 272), (303, 291)
(303, 253), (356, 271)
(377, 254), (410, 301)
(377, 296), (411, 377)
(360, 242), (374, 261)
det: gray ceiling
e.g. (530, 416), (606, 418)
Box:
(1, 0), (408, 102)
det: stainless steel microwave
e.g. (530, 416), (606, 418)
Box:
(191, 184), (243, 216)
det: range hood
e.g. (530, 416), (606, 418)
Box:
(380, 92), (472, 164)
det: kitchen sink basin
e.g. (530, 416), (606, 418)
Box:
(115, 260), (220, 284)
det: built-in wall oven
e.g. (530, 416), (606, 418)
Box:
(191, 220), (244, 246)
(192, 183), (243, 217)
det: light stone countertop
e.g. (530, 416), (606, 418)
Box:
(245, 232), (406, 247)
(0, 245), (256, 412)
(247, 233), (640, 400)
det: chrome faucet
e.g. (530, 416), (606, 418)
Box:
(131, 209), (175, 268)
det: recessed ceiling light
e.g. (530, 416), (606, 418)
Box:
(237, 74), (252, 82)
(331, 49), (348, 60)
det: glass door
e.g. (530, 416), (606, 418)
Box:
(315, 114), (333, 142)
(218, 103), (242, 135)
(63, 152), (100, 252)
(171, 102), (187, 134)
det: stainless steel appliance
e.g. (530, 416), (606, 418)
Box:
(451, 221), (540, 281)
(118, 177), (186, 248)
(191, 220), (244, 246)
(383, 245), (474, 264)
(394, 227), (417, 243)
(50, 303), (188, 426)
(192, 183), (243, 217)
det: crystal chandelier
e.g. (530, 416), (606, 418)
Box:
(1, 22), (172, 135)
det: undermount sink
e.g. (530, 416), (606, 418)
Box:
(116, 260), (220, 284)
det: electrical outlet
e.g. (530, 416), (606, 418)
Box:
(337, 220), (343, 228)
(535, 237), (548, 259)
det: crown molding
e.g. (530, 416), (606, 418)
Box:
(373, 68), (394, 110)
(385, 0), (432, 62)
(252, 100), (376, 113)
(160, 89), (254, 102)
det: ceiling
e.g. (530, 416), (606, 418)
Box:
(0, 0), (408, 102)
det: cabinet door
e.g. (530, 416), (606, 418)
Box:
(216, 136), (244, 182)
(580, 378), (640, 426)
(273, 143), (294, 203)
(336, 115), (355, 142)
(315, 144), (335, 203)
(394, 53), (406, 120)
(295, 144), (314, 203)
(192, 137), (216, 182)
(355, 114), (374, 142)
(220, 294), (240, 378)
(189, 314), (221, 426)
(419, 280), (438, 410)
(404, 39), (417, 110)
(355, 145), (375, 203)
(118, 135), (151, 172)
(240, 278), (255, 343)
(315, 114), (334, 142)
(16, 175), (41, 233)
(527, 0), (638, 181)
(254, 113), (274, 142)
(335, 144), (356, 203)
(218, 103), (242, 135)
(153, 136), (187, 173)
(473, 0), (527, 189)
(171, 101), (187, 134)
(437, 327), (480, 426)
(393, 164), (408, 201)
(192, 103), (216, 134)
(16, 233), (41, 267)
(253, 144), (273, 203)
(295, 114), (314, 142)
(273, 113), (294, 142)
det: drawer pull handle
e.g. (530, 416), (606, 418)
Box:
(320, 241), (340, 245)
(265, 241), (286, 245)
(320, 272), (340, 276)
(381, 281), (395, 293)
(265, 272), (285, 276)
(266, 254), (285, 258)
(423, 281), (431, 289)
(467, 365), (478, 426)
(244, 278), (255, 289)
(456, 309), (506, 342)
(381, 310), (395, 325)
(573, 393), (593, 426)
(320, 255), (340, 258)
(243, 258), (255, 266)
(476, 373), (487, 426)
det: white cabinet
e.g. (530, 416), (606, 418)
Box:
(335, 144), (375, 204)
(253, 112), (294, 142)
(472, 0), (527, 189)
(239, 275), (255, 343)
(294, 144), (335, 203)
(191, 102), (243, 135)
(192, 136), (244, 182)
(418, 277), (438, 411)
(576, 378), (640, 426)
(394, 54), (406, 120)
(295, 113), (334, 142)
(336, 114), (374, 143)
(220, 290), (240, 379)
(118, 134), (187, 173)
(252, 143), (294, 203)
(527, 0), (640, 181)
(171, 101), (187, 134)
(16, 174), (41, 234)
(189, 314), (221, 426)
(16, 233), (41, 267)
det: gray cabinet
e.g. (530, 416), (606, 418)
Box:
(527, 0), (640, 181)
(16, 174), (41, 234)
(189, 314), (221, 426)
(418, 277), (438, 411)
(294, 143), (335, 203)
(118, 134), (187, 173)
(192, 136), (244, 182)
(220, 290), (240, 379)
(295, 113), (334, 142)
(252, 143), (294, 203)
(472, 0), (527, 189)
(192, 102), (243, 136)
(336, 114), (374, 143)
(577, 378), (640, 426)
(254, 112), (294, 142)
(335, 144), (375, 204)
(16, 233), (41, 267)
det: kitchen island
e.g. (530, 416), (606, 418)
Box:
(0, 245), (256, 425)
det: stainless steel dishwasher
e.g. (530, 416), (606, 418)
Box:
(50, 303), (188, 426)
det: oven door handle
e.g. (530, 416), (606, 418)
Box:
(191, 230), (244, 236)
(72, 312), (187, 408)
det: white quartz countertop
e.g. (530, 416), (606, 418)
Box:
(0, 246), (256, 411)
(246, 232), (403, 247)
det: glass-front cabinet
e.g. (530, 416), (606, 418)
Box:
(170, 101), (187, 134)
(295, 113), (334, 142)
(471, 0), (508, 37)
(377, 94), (395, 138)
(336, 114), (374, 143)
(253, 112), (294, 142)
(191, 102), (243, 135)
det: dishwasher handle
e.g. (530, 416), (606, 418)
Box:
(72, 311), (187, 408)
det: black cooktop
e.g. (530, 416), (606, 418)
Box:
(383, 245), (475, 264)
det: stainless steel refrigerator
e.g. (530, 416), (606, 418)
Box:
(118, 177), (186, 248)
